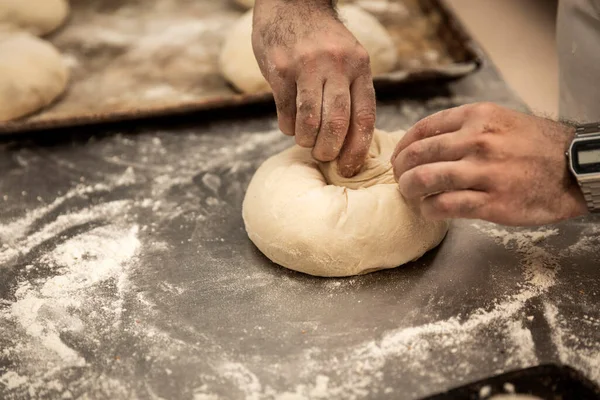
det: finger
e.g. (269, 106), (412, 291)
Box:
(421, 190), (490, 220)
(295, 75), (324, 148)
(270, 77), (297, 136)
(391, 105), (470, 163)
(393, 132), (467, 181)
(398, 161), (484, 199)
(312, 78), (351, 162)
(338, 74), (376, 178)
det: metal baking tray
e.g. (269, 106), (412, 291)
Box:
(0, 0), (482, 134)
(422, 364), (600, 400)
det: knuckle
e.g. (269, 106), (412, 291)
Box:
(468, 102), (498, 117)
(297, 53), (320, 74)
(413, 167), (432, 189)
(325, 117), (349, 135)
(434, 195), (454, 215)
(297, 95), (318, 114)
(354, 109), (376, 130)
(404, 143), (423, 168)
(272, 54), (292, 77)
(297, 48), (317, 63)
(411, 120), (430, 140)
(354, 46), (371, 67)
(441, 171), (456, 189)
(323, 43), (346, 59)
(299, 115), (320, 133)
(312, 147), (336, 162)
(331, 93), (350, 110)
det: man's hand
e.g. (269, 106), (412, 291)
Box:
(252, 0), (376, 177)
(391, 102), (588, 226)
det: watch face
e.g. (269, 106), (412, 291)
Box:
(571, 139), (600, 174)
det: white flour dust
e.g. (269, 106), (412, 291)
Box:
(9, 225), (140, 363)
(0, 167), (142, 394)
(0, 128), (289, 396)
(544, 302), (600, 382)
(195, 223), (563, 399)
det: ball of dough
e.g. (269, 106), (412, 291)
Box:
(220, 5), (398, 94)
(242, 130), (448, 277)
(0, 0), (70, 36)
(337, 5), (398, 74)
(0, 33), (69, 122)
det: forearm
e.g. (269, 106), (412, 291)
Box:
(253, 0), (339, 47)
(254, 0), (337, 22)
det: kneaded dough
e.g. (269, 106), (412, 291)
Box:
(0, 33), (69, 122)
(220, 5), (398, 94)
(0, 0), (70, 36)
(242, 129), (448, 277)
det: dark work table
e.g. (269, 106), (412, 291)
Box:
(1, 62), (599, 399)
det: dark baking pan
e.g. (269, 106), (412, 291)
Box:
(422, 364), (600, 400)
(0, 0), (482, 134)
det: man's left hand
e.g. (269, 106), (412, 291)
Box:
(391, 102), (588, 226)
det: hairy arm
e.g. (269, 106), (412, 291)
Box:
(253, 0), (376, 177)
(391, 103), (587, 226)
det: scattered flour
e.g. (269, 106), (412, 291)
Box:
(0, 165), (143, 395)
(0, 128), (288, 397)
(0, 225), (140, 390)
(0, 372), (28, 391)
(544, 302), (600, 383)
(195, 223), (564, 399)
(3, 125), (599, 399)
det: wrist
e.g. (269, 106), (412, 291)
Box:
(253, 0), (339, 42)
(566, 122), (600, 214)
(254, 0), (337, 18)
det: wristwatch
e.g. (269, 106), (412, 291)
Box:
(568, 122), (600, 212)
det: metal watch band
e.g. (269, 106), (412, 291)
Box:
(574, 122), (600, 212)
(575, 122), (600, 136)
(579, 177), (600, 212)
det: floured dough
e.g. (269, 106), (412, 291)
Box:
(0, 0), (70, 36)
(0, 33), (69, 122)
(220, 5), (397, 93)
(242, 129), (448, 277)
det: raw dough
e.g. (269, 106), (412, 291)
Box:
(220, 5), (398, 93)
(0, 33), (69, 122)
(0, 0), (70, 36)
(242, 129), (448, 277)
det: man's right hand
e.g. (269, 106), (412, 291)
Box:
(252, 0), (376, 178)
